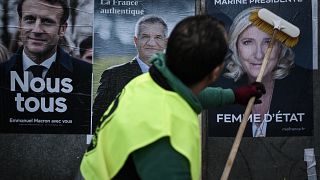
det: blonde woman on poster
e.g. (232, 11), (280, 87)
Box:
(208, 7), (313, 137)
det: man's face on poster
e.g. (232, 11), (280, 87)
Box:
(134, 23), (167, 65)
(237, 25), (281, 79)
(19, 0), (67, 62)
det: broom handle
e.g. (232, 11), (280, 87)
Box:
(220, 29), (278, 180)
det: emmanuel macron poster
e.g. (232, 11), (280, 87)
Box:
(0, 0), (93, 134)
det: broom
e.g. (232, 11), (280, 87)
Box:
(220, 8), (300, 180)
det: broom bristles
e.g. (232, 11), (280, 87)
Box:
(249, 10), (299, 47)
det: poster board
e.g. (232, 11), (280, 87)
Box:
(0, 0), (93, 134)
(206, 1), (316, 137)
(91, 0), (196, 132)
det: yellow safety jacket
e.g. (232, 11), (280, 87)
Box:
(80, 73), (201, 180)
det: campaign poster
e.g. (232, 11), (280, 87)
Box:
(91, 0), (196, 130)
(0, 0), (93, 134)
(206, 0), (316, 137)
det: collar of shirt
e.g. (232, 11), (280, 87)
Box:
(23, 50), (56, 78)
(252, 119), (268, 137)
(136, 56), (150, 73)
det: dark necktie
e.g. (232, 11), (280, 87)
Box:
(29, 65), (45, 78)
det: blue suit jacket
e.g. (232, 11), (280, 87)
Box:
(0, 47), (92, 134)
(92, 58), (142, 129)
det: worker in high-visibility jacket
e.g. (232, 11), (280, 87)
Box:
(80, 15), (265, 180)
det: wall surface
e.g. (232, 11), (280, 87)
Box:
(0, 134), (87, 180)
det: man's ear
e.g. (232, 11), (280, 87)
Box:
(208, 63), (224, 83)
(133, 36), (138, 47)
(18, 19), (23, 30)
(59, 22), (67, 36)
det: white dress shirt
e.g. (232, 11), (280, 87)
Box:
(22, 50), (56, 79)
(252, 118), (268, 137)
(136, 56), (150, 73)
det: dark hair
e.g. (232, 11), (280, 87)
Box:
(135, 14), (168, 37)
(79, 36), (92, 58)
(17, 0), (70, 25)
(166, 15), (228, 86)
